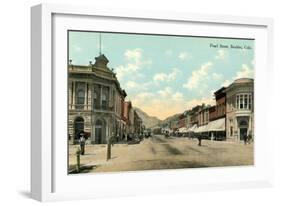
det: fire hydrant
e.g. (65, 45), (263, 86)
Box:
(76, 147), (81, 173)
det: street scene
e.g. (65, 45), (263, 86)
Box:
(68, 135), (253, 174)
(68, 31), (254, 174)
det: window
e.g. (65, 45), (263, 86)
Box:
(239, 95), (243, 109)
(101, 86), (109, 110)
(236, 93), (252, 110)
(249, 94), (252, 110)
(93, 85), (101, 109)
(76, 89), (85, 109)
(101, 93), (107, 109)
(244, 94), (248, 109)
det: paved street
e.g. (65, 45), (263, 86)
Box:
(68, 135), (254, 174)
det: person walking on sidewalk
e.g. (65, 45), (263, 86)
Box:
(79, 132), (86, 155)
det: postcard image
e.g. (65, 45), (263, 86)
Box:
(67, 31), (254, 174)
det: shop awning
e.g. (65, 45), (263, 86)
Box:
(194, 124), (208, 133)
(207, 118), (225, 131)
(178, 127), (188, 133)
(187, 124), (197, 132)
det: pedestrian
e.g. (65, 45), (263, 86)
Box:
(198, 135), (202, 146)
(79, 132), (86, 155)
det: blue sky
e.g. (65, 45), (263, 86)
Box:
(69, 31), (254, 120)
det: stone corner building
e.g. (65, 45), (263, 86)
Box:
(225, 78), (254, 141)
(68, 54), (127, 144)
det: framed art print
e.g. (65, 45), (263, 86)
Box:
(31, 3), (274, 201)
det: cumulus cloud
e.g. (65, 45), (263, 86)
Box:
(153, 68), (180, 82)
(220, 63), (254, 87)
(178, 52), (190, 60)
(131, 92), (154, 106)
(215, 49), (227, 60)
(183, 62), (213, 90)
(222, 80), (231, 87)
(125, 81), (153, 91)
(212, 72), (223, 81)
(235, 64), (254, 79)
(126, 81), (141, 89)
(158, 87), (173, 97)
(125, 48), (142, 62)
(115, 48), (151, 80)
(185, 97), (215, 110)
(172, 92), (184, 101)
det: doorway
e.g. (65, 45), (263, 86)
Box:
(74, 117), (84, 140)
(239, 120), (248, 141)
(95, 119), (105, 144)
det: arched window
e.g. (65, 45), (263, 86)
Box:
(96, 119), (102, 126)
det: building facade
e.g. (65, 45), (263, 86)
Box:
(68, 54), (127, 144)
(225, 78), (254, 141)
(198, 104), (210, 126)
(208, 87), (226, 140)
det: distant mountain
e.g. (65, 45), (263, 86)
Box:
(134, 107), (162, 129)
(160, 113), (181, 127)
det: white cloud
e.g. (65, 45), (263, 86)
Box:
(220, 63), (254, 87)
(172, 92), (184, 101)
(183, 62), (213, 90)
(235, 64), (254, 79)
(125, 48), (142, 63)
(215, 49), (227, 60)
(153, 68), (179, 82)
(178, 52), (190, 60)
(212, 72), (223, 81)
(131, 92), (154, 106)
(222, 79), (231, 87)
(126, 81), (141, 89)
(157, 87), (183, 101)
(158, 87), (173, 97)
(185, 97), (215, 110)
(209, 89), (216, 97)
(115, 48), (151, 80)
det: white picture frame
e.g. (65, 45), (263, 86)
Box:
(31, 3), (274, 202)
